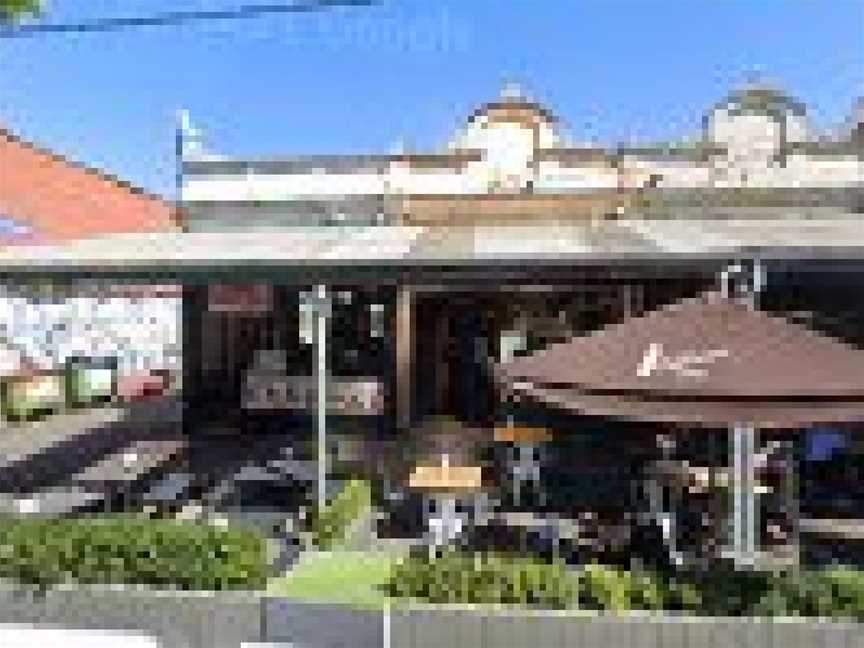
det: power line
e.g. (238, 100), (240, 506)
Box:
(0, 0), (378, 39)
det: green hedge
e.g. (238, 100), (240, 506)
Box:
(309, 479), (372, 550)
(579, 564), (702, 612)
(382, 549), (578, 609)
(0, 516), (269, 591)
(583, 565), (864, 619)
(754, 568), (864, 620)
(380, 550), (864, 617)
(688, 567), (775, 616)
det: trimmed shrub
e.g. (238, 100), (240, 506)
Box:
(381, 554), (864, 616)
(682, 566), (774, 616)
(0, 515), (268, 590)
(579, 564), (701, 612)
(309, 479), (372, 550)
(382, 549), (578, 609)
(754, 568), (864, 620)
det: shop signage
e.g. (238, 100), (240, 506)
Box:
(243, 374), (385, 415)
(637, 342), (729, 378)
(207, 284), (273, 315)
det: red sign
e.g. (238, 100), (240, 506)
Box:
(208, 284), (273, 314)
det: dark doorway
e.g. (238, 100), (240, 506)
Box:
(414, 294), (499, 426)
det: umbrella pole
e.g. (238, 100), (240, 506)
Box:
(730, 423), (759, 568)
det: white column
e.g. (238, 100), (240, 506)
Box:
(314, 284), (330, 512)
(731, 423), (759, 567)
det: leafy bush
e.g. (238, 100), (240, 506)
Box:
(685, 566), (774, 616)
(383, 547), (864, 616)
(309, 479), (372, 550)
(754, 568), (864, 620)
(0, 516), (268, 590)
(382, 549), (578, 609)
(582, 565), (864, 618)
(579, 564), (701, 612)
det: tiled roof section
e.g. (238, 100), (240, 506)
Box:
(0, 128), (177, 242)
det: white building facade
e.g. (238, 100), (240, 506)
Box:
(179, 84), (863, 230)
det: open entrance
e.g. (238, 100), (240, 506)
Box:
(413, 294), (501, 427)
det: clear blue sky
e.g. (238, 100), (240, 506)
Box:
(1, 0), (862, 198)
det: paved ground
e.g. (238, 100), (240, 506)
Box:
(0, 396), (322, 516)
(0, 397), (184, 506)
(0, 406), (129, 470)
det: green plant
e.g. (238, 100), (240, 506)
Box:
(754, 568), (864, 620)
(309, 479), (373, 550)
(0, 0), (41, 22)
(682, 566), (773, 616)
(0, 515), (268, 591)
(382, 549), (578, 609)
(579, 564), (701, 612)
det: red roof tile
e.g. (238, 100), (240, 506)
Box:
(0, 128), (177, 243)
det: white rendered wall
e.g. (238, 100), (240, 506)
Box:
(0, 292), (181, 377)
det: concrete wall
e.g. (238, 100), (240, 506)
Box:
(388, 609), (864, 648)
(264, 600), (383, 648)
(0, 588), (261, 648)
(0, 591), (861, 648)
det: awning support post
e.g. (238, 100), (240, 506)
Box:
(731, 423), (759, 568)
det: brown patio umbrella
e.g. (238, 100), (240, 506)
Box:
(496, 290), (864, 428)
(496, 290), (864, 567)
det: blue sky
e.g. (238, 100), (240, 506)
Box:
(0, 0), (862, 198)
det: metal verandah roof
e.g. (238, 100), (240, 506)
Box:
(0, 214), (861, 275)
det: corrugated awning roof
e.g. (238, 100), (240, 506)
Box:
(0, 215), (862, 273)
